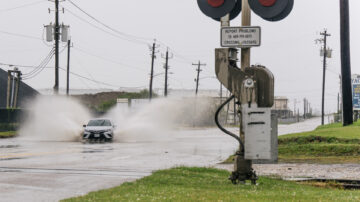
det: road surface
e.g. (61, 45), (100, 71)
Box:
(0, 117), (328, 201)
(278, 116), (331, 136)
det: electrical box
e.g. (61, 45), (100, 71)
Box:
(45, 24), (53, 42)
(242, 105), (273, 160)
(320, 48), (332, 58)
(61, 25), (70, 42)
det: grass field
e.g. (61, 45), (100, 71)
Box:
(278, 120), (360, 163)
(0, 131), (16, 138)
(222, 120), (360, 164)
(63, 167), (360, 202)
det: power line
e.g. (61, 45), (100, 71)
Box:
(0, 0), (46, 13)
(58, 67), (147, 89)
(63, 7), (149, 46)
(66, 0), (152, 44)
(0, 30), (41, 40)
(22, 49), (55, 80)
(65, 1), (198, 65)
(59, 67), (119, 88)
(22, 49), (55, 77)
(73, 46), (148, 72)
(0, 62), (53, 69)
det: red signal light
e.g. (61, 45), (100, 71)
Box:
(207, 0), (225, 8)
(258, 0), (276, 7)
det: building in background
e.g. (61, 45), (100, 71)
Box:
(272, 96), (293, 119)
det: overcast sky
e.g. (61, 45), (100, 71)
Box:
(0, 0), (359, 113)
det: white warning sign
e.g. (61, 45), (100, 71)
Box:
(221, 26), (261, 48)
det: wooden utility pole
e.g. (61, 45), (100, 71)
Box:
(340, 0), (353, 126)
(304, 98), (307, 119)
(337, 93), (340, 114)
(54, 0), (60, 94)
(6, 72), (11, 108)
(66, 39), (71, 96)
(162, 48), (172, 97)
(320, 30), (331, 125)
(13, 73), (20, 108)
(149, 41), (158, 100)
(6, 69), (21, 108)
(164, 50), (169, 97)
(192, 61), (206, 95)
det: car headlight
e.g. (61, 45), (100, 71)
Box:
(105, 129), (112, 133)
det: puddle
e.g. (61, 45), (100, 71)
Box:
(0, 145), (20, 149)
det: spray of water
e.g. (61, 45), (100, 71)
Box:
(19, 95), (91, 142)
(107, 97), (217, 142)
(19, 95), (217, 142)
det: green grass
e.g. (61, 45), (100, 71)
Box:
(63, 167), (360, 202)
(278, 121), (360, 163)
(222, 121), (360, 164)
(0, 131), (16, 138)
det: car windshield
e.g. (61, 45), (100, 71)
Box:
(87, 119), (112, 126)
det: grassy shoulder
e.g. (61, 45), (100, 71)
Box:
(224, 121), (360, 164)
(0, 131), (16, 138)
(63, 167), (360, 202)
(279, 121), (360, 163)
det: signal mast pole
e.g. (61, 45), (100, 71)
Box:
(340, 0), (353, 126)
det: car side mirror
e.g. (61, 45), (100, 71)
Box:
(83, 124), (86, 128)
(113, 125), (117, 128)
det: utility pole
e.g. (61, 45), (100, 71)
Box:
(340, 0), (353, 126)
(6, 72), (11, 108)
(162, 48), (173, 97)
(54, 0), (60, 94)
(13, 71), (21, 108)
(304, 98), (306, 119)
(192, 61), (206, 95)
(319, 30), (331, 125)
(66, 39), (71, 96)
(337, 93), (340, 114)
(294, 99), (297, 118)
(6, 69), (21, 108)
(149, 41), (159, 100)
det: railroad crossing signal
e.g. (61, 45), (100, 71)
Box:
(248, 0), (294, 21)
(197, 0), (294, 22)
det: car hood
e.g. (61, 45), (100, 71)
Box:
(85, 126), (113, 131)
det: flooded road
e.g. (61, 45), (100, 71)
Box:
(0, 128), (237, 202)
(0, 117), (328, 201)
(278, 116), (331, 136)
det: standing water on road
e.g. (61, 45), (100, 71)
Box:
(18, 96), (218, 142)
(19, 96), (91, 142)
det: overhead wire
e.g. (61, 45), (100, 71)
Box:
(67, 0), (153, 42)
(73, 46), (148, 72)
(59, 67), (147, 89)
(63, 7), (149, 46)
(0, 62), (53, 69)
(0, 0), (46, 13)
(0, 30), (42, 41)
(22, 48), (55, 80)
(65, 1), (198, 67)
